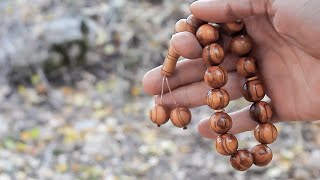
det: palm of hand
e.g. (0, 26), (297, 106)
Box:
(244, 0), (320, 121)
(143, 0), (320, 138)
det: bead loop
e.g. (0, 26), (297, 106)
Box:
(149, 15), (278, 172)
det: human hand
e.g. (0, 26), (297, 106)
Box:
(143, 0), (320, 139)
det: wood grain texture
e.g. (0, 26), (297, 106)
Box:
(251, 144), (273, 166)
(207, 89), (230, 110)
(202, 43), (225, 66)
(230, 149), (254, 171)
(170, 107), (192, 129)
(230, 35), (253, 56)
(161, 41), (180, 77)
(250, 101), (273, 124)
(209, 112), (232, 134)
(186, 14), (206, 34)
(222, 20), (244, 35)
(216, 133), (238, 156)
(242, 79), (266, 102)
(254, 123), (278, 144)
(236, 57), (258, 78)
(196, 24), (219, 47)
(149, 104), (170, 127)
(204, 66), (228, 88)
(174, 19), (187, 33)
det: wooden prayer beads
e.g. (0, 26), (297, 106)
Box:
(204, 66), (228, 88)
(196, 24), (219, 47)
(174, 19), (187, 33)
(230, 35), (253, 56)
(206, 89), (230, 110)
(209, 112), (232, 134)
(251, 144), (273, 166)
(149, 13), (279, 171)
(222, 20), (244, 35)
(201, 18), (277, 171)
(149, 104), (170, 127)
(254, 123), (278, 144)
(202, 43), (225, 66)
(236, 57), (258, 78)
(170, 107), (192, 129)
(250, 101), (273, 124)
(216, 133), (238, 156)
(242, 79), (266, 102)
(230, 149), (254, 171)
(186, 14), (206, 34)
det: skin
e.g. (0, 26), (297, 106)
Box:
(143, 0), (320, 139)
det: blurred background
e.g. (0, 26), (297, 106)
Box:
(0, 0), (319, 179)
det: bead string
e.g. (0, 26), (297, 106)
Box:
(165, 76), (177, 106)
(199, 20), (277, 171)
(149, 13), (277, 171)
(160, 76), (165, 105)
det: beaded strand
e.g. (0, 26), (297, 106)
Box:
(148, 14), (278, 171)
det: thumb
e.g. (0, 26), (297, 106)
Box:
(190, 0), (274, 23)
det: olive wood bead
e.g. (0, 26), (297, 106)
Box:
(250, 101), (273, 124)
(174, 19), (187, 33)
(207, 89), (230, 110)
(161, 41), (180, 77)
(149, 104), (170, 127)
(216, 133), (238, 156)
(254, 123), (278, 144)
(202, 43), (225, 66)
(222, 20), (244, 35)
(204, 66), (228, 88)
(170, 107), (192, 129)
(196, 24), (219, 47)
(251, 144), (273, 166)
(186, 14), (206, 34)
(236, 57), (258, 78)
(242, 79), (265, 102)
(209, 112), (232, 134)
(230, 149), (254, 171)
(230, 35), (253, 56)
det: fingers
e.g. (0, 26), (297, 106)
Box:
(190, 0), (272, 23)
(198, 105), (278, 139)
(171, 31), (234, 59)
(171, 32), (202, 59)
(155, 72), (243, 109)
(143, 57), (237, 95)
(143, 59), (206, 95)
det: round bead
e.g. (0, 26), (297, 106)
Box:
(209, 112), (233, 134)
(202, 43), (225, 66)
(204, 66), (228, 88)
(186, 14), (205, 34)
(196, 24), (219, 47)
(170, 107), (192, 129)
(236, 57), (258, 78)
(242, 79), (266, 102)
(230, 149), (254, 171)
(250, 101), (273, 124)
(230, 35), (253, 56)
(215, 133), (238, 156)
(254, 123), (278, 144)
(207, 89), (230, 110)
(222, 20), (244, 34)
(174, 19), (187, 33)
(251, 144), (273, 166)
(149, 104), (170, 127)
